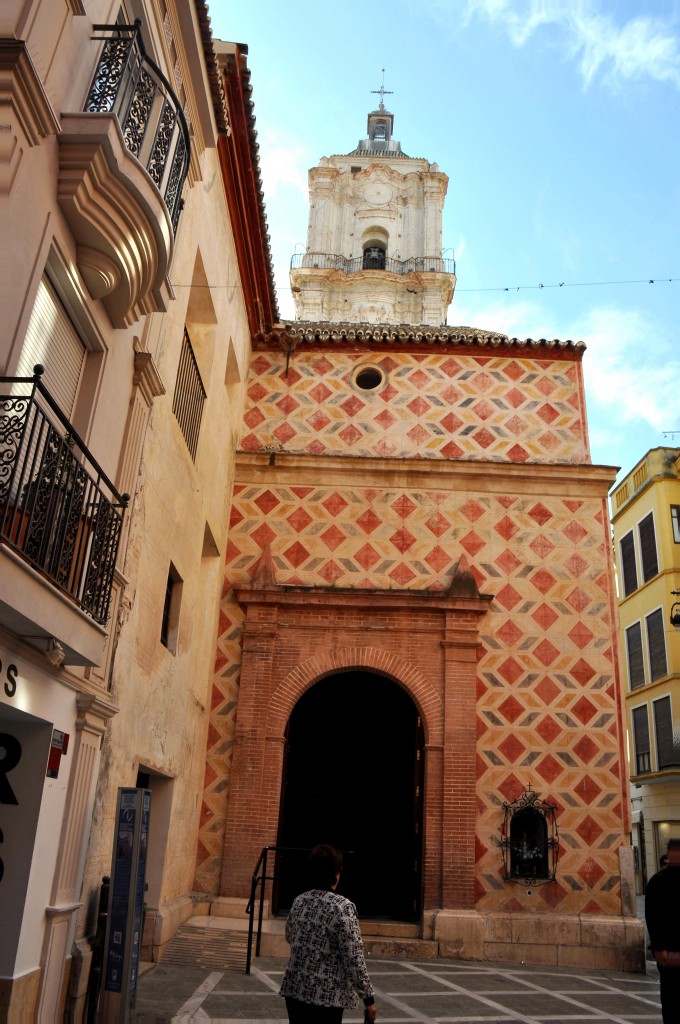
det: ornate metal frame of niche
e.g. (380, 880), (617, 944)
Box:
(500, 785), (559, 886)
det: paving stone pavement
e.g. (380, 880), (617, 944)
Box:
(134, 955), (663, 1023)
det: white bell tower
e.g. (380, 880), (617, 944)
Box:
(290, 82), (456, 326)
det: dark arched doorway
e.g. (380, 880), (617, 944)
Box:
(276, 671), (423, 921)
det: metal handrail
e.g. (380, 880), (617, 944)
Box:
(0, 366), (128, 625)
(290, 252), (456, 275)
(245, 845), (311, 974)
(86, 20), (190, 232)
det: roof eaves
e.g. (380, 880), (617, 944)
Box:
(238, 59), (280, 322)
(259, 321), (586, 352)
(194, 0), (230, 134)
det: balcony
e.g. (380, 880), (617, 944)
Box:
(290, 252), (456, 275)
(58, 21), (190, 328)
(0, 369), (128, 664)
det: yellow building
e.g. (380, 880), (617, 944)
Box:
(611, 448), (680, 891)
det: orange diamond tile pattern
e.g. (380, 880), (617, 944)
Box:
(196, 478), (625, 920)
(238, 351), (588, 463)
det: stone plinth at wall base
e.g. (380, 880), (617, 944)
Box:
(0, 968), (41, 1024)
(435, 910), (485, 960)
(64, 937), (93, 1024)
(259, 922), (289, 958)
(364, 938), (439, 959)
(434, 911), (646, 973)
(210, 896), (269, 920)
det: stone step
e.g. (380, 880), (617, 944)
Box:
(161, 915), (437, 969)
(360, 920), (421, 939)
(161, 922), (248, 970)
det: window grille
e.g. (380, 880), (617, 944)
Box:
(172, 328), (206, 460)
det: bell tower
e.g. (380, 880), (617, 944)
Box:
(290, 87), (456, 326)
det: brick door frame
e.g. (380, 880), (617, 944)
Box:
(219, 552), (491, 916)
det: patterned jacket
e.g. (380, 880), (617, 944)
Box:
(279, 889), (375, 1008)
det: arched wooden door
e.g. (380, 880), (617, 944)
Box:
(276, 671), (423, 921)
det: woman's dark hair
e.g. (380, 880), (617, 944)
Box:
(308, 844), (342, 889)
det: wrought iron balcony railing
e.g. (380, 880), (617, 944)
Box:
(0, 368), (128, 626)
(85, 20), (190, 233)
(290, 253), (456, 275)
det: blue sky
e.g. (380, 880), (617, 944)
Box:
(209, 0), (680, 477)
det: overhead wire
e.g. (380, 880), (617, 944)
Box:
(456, 277), (680, 294)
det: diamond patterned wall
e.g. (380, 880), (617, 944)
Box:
(197, 475), (626, 916)
(240, 349), (589, 464)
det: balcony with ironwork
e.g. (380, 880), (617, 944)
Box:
(290, 252), (456, 275)
(0, 368), (128, 665)
(58, 21), (190, 328)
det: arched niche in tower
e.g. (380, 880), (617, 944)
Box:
(362, 226), (389, 269)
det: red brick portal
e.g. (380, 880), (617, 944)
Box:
(219, 553), (491, 912)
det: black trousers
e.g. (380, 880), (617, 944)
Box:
(285, 996), (344, 1023)
(659, 966), (680, 1024)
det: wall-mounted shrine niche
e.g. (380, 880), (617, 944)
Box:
(500, 785), (559, 886)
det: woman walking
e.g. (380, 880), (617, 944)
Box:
(280, 845), (378, 1023)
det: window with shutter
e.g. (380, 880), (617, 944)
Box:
(620, 532), (638, 596)
(646, 608), (668, 682)
(671, 506), (680, 544)
(638, 512), (659, 582)
(626, 622), (645, 690)
(17, 276), (86, 416)
(654, 696), (679, 769)
(632, 705), (651, 774)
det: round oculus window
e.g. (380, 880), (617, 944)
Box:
(354, 366), (385, 391)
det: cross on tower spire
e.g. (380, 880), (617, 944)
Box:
(371, 68), (393, 111)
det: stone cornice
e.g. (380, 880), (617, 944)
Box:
(76, 690), (119, 733)
(236, 549), (492, 611)
(235, 450), (618, 497)
(133, 349), (166, 406)
(0, 39), (60, 145)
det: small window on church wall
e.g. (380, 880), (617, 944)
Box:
(354, 366), (385, 391)
(500, 785), (558, 886)
(373, 121), (387, 141)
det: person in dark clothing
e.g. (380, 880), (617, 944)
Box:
(645, 838), (680, 1023)
(280, 845), (377, 1023)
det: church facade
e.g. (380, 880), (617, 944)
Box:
(197, 104), (643, 969)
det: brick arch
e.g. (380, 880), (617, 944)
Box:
(266, 646), (444, 745)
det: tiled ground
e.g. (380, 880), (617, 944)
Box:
(135, 956), (662, 1023)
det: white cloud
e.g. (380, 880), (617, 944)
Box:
(450, 295), (551, 337)
(457, 0), (680, 90)
(575, 306), (680, 432)
(256, 130), (310, 200)
(449, 295), (680, 466)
